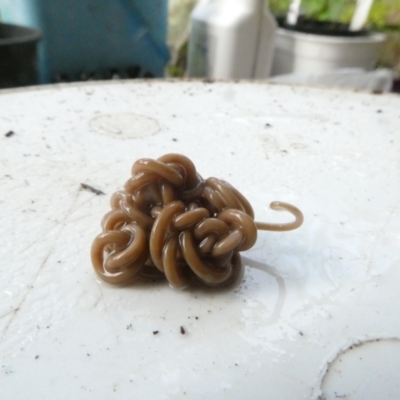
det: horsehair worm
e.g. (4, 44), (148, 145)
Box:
(91, 154), (303, 289)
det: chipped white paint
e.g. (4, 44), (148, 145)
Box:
(0, 80), (399, 399)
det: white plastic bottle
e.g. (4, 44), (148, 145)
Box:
(187, 0), (276, 79)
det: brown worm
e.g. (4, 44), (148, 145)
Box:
(91, 154), (304, 289)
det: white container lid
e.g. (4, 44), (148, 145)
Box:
(1, 81), (400, 399)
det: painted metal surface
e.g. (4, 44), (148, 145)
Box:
(0, 81), (399, 399)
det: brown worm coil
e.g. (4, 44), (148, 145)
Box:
(91, 154), (304, 288)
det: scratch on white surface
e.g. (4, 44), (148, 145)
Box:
(97, 284), (120, 345)
(353, 197), (400, 306)
(18, 190), (96, 255)
(0, 308), (19, 321)
(90, 160), (123, 177)
(366, 198), (400, 272)
(17, 190), (79, 254)
(0, 248), (53, 340)
(61, 193), (100, 223)
(0, 309), (20, 343)
(242, 256), (286, 326)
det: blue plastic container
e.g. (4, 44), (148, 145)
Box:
(0, 0), (169, 83)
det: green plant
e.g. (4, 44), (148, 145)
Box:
(269, 0), (291, 14)
(167, 41), (188, 78)
(269, 0), (400, 30)
(369, 0), (400, 30)
(270, 0), (354, 21)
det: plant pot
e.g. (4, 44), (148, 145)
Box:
(280, 17), (369, 37)
(0, 22), (42, 88)
(271, 18), (386, 76)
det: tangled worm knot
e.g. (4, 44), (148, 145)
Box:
(91, 154), (303, 288)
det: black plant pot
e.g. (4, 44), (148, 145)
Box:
(0, 22), (42, 89)
(276, 16), (369, 37)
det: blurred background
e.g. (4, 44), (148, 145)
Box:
(168, 0), (400, 90)
(0, 0), (399, 90)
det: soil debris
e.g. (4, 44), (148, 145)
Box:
(80, 183), (105, 195)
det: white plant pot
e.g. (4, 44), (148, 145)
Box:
(271, 27), (386, 76)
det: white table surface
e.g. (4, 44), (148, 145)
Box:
(0, 80), (399, 400)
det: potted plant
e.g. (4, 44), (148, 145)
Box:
(0, 21), (42, 88)
(269, 0), (387, 75)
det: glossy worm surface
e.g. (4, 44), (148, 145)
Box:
(91, 154), (304, 288)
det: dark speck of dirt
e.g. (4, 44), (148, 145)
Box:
(153, 330), (159, 335)
(377, 109), (382, 113)
(265, 123), (272, 128)
(180, 326), (186, 335)
(281, 150), (288, 153)
(5, 131), (15, 138)
(35, 355), (39, 360)
(372, 89), (383, 95)
(172, 138), (178, 142)
(80, 183), (105, 195)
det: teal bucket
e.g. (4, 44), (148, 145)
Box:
(0, 0), (169, 83)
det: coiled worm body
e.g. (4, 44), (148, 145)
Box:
(91, 154), (303, 288)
